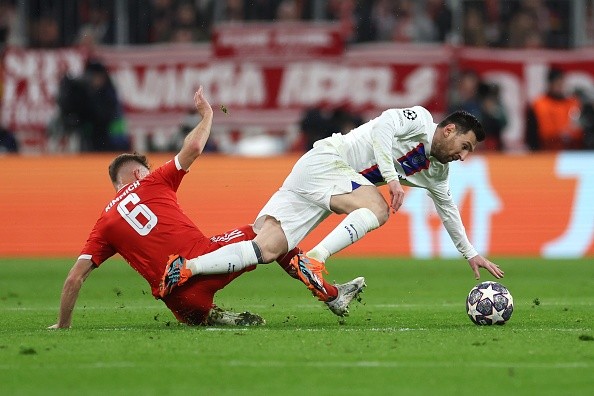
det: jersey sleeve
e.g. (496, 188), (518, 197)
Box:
(427, 181), (478, 260)
(370, 111), (400, 183)
(148, 155), (188, 192)
(372, 107), (429, 183)
(78, 220), (117, 266)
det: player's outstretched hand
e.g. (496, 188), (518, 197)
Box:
(468, 255), (504, 280)
(194, 85), (213, 119)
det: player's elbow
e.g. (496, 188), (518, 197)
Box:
(183, 123), (211, 157)
(64, 259), (94, 288)
(184, 138), (205, 158)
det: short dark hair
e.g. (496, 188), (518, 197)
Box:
(438, 111), (485, 142)
(108, 153), (150, 183)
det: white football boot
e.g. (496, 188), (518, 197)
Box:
(205, 306), (266, 326)
(326, 277), (366, 317)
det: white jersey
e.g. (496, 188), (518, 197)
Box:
(314, 106), (478, 259)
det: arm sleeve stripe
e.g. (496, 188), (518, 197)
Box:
(174, 155), (183, 171)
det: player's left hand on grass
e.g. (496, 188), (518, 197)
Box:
(468, 255), (504, 280)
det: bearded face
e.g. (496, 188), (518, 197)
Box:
(431, 125), (478, 164)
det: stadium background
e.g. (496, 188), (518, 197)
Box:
(1, 3), (593, 396)
(1, 0), (593, 258)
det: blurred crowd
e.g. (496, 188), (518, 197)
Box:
(1, 0), (594, 154)
(300, 65), (594, 154)
(0, 0), (587, 49)
(448, 67), (594, 152)
(48, 59), (130, 152)
(447, 70), (508, 151)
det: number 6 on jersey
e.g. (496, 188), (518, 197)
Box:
(117, 193), (158, 236)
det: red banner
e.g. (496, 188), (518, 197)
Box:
(97, 44), (450, 119)
(212, 22), (345, 58)
(1, 44), (452, 152)
(3, 43), (594, 152)
(1, 47), (86, 132)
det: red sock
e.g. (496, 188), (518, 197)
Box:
(276, 247), (301, 279)
(321, 279), (338, 300)
(276, 247), (338, 300)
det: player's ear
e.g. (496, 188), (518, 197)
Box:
(444, 123), (457, 137)
(133, 167), (149, 180)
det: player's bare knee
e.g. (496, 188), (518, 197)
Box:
(253, 233), (288, 263)
(263, 253), (279, 264)
(370, 201), (389, 226)
(250, 239), (279, 263)
(254, 217), (288, 263)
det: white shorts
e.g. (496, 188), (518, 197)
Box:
(254, 145), (373, 250)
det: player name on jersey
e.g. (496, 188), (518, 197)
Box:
(105, 181), (140, 212)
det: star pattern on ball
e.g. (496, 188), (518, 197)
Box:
(478, 283), (499, 303)
(466, 282), (513, 325)
(467, 302), (482, 323)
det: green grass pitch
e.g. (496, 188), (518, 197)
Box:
(0, 257), (592, 396)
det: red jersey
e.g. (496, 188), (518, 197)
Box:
(80, 156), (211, 297)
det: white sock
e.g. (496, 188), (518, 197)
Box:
(307, 208), (380, 262)
(186, 241), (259, 275)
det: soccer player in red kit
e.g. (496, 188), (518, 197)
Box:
(49, 87), (334, 328)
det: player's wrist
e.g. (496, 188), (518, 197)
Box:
(200, 109), (214, 119)
(463, 248), (479, 261)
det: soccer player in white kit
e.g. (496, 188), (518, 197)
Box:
(160, 107), (505, 316)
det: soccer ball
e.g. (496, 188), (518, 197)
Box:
(466, 281), (514, 325)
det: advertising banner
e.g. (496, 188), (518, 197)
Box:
(1, 153), (592, 258)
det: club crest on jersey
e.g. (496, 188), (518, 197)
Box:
(397, 143), (430, 176)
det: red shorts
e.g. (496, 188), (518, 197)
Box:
(161, 224), (257, 325)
